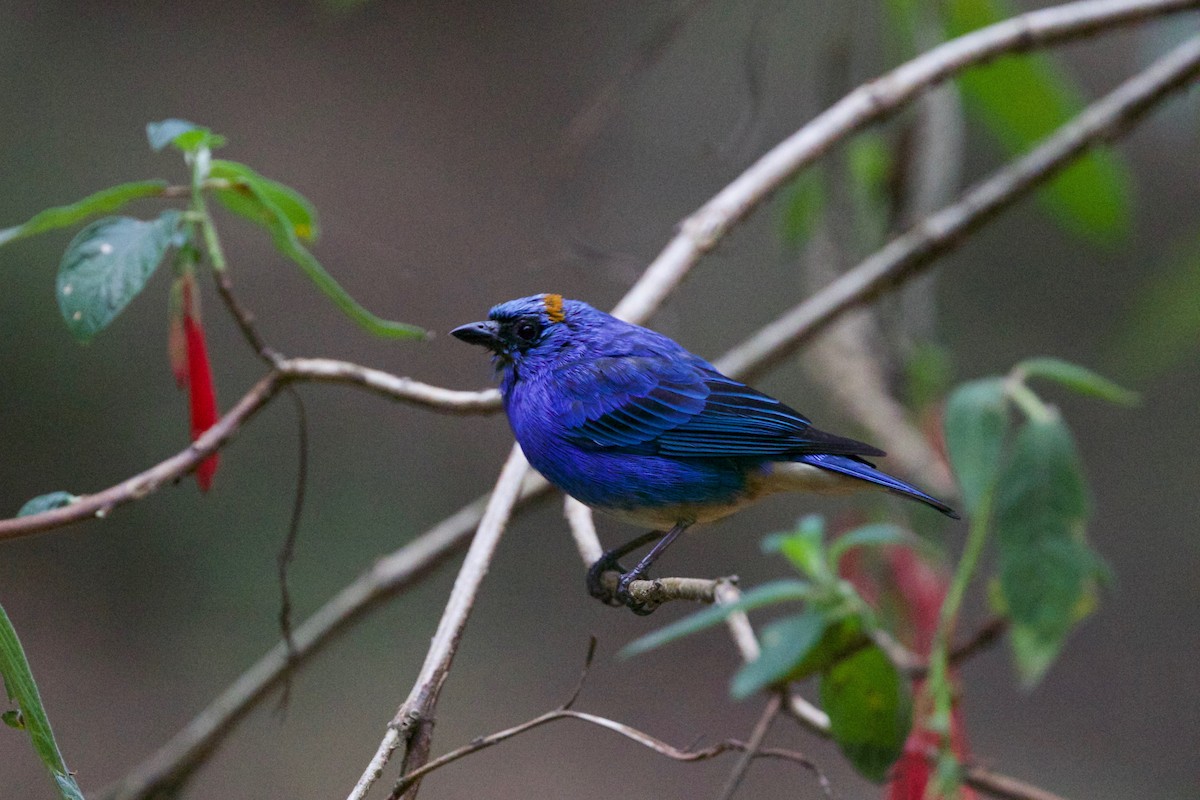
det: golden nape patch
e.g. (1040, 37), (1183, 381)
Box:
(544, 293), (566, 323)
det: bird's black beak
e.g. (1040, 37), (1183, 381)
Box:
(450, 320), (503, 351)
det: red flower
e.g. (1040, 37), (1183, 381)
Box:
(171, 273), (219, 491)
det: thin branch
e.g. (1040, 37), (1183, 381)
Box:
(0, 371), (284, 542)
(716, 692), (782, 800)
(349, 445), (532, 800)
(100, 473), (552, 800)
(274, 387), (310, 711)
(213, 268), (282, 365)
(390, 707), (824, 797)
(611, 0), (1200, 326)
(277, 357), (501, 413)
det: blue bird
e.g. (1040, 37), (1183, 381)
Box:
(452, 294), (957, 613)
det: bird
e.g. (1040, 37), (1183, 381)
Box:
(452, 293), (957, 614)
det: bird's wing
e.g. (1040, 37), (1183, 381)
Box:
(555, 357), (883, 458)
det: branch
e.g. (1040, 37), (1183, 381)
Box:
(349, 445), (532, 800)
(0, 360), (500, 542)
(716, 693), (783, 800)
(610, 0), (1200, 326)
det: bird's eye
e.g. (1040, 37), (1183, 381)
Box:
(514, 321), (540, 342)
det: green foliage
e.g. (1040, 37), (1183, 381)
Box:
(944, 377), (1008, 516)
(146, 118), (226, 153)
(620, 579), (813, 658)
(0, 118), (426, 341)
(820, 645), (911, 782)
(17, 492), (78, 517)
(625, 514), (921, 782)
(0, 181), (168, 248)
(993, 416), (1102, 685)
(944, 0), (1132, 243)
(1110, 233), (1200, 381)
(1016, 357), (1140, 406)
(940, 358), (1132, 686)
(57, 211), (182, 341)
(779, 168), (825, 252)
(210, 159), (320, 243)
(0, 603), (86, 800)
(730, 610), (829, 699)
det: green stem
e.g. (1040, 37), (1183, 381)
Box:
(1006, 377), (1055, 423)
(923, 484), (995, 789)
(187, 147), (228, 272)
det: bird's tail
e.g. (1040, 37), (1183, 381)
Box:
(798, 453), (959, 519)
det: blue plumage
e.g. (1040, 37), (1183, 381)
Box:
(452, 294), (957, 612)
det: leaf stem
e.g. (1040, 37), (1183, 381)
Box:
(924, 484), (995, 790)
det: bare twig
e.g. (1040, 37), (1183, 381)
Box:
(0, 360), (500, 542)
(275, 358), (501, 414)
(213, 268), (282, 365)
(716, 692), (783, 800)
(610, 0), (1200, 326)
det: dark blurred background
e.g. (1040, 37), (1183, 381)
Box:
(1, 1), (1197, 798)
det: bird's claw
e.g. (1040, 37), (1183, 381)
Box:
(586, 555), (659, 614)
(586, 554), (626, 606)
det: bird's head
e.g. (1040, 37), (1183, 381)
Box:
(451, 293), (595, 379)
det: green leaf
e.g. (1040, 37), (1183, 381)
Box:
(1016, 357), (1139, 406)
(820, 645), (911, 782)
(762, 515), (830, 581)
(783, 615), (868, 682)
(945, 0), (1131, 244)
(215, 171), (424, 339)
(210, 159), (319, 242)
(146, 119), (226, 153)
(1109, 233), (1200, 381)
(943, 377), (1009, 517)
(17, 492), (78, 517)
(779, 169), (825, 252)
(0, 603), (87, 800)
(847, 133), (892, 246)
(620, 579), (813, 658)
(994, 416), (1099, 685)
(0, 181), (170, 248)
(904, 342), (954, 414)
(56, 212), (181, 341)
(731, 610), (828, 698)
(828, 523), (912, 567)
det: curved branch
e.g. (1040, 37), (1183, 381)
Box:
(0, 361), (499, 543)
(277, 358), (500, 413)
(0, 372), (284, 541)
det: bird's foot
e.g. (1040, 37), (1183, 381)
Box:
(586, 552), (627, 607)
(586, 556), (658, 614)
